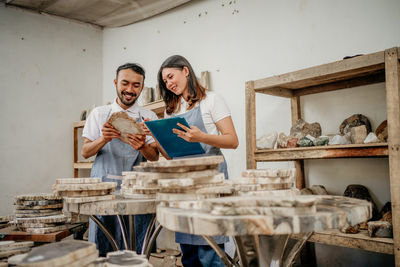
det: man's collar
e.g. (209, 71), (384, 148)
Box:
(112, 98), (140, 115)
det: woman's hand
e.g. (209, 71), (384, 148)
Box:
(173, 123), (205, 143)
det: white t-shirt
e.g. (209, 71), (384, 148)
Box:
(82, 99), (157, 144)
(164, 91), (231, 135)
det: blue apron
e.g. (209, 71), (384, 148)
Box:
(88, 108), (153, 255)
(172, 105), (229, 245)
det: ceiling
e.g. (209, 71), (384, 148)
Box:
(1, 0), (192, 28)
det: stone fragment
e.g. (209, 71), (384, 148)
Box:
(375, 120), (388, 142)
(256, 131), (278, 149)
(343, 184), (379, 220)
(286, 138), (298, 148)
(329, 134), (350, 145)
(367, 221), (393, 238)
(297, 136), (314, 147)
(339, 114), (372, 135)
(277, 132), (290, 148)
(341, 224), (360, 234)
(107, 111), (144, 143)
(381, 211), (392, 223)
(290, 119), (322, 139)
(313, 136), (329, 146)
(363, 132), (380, 143)
(350, 125), (367, 144)
(300, 188), (313, 195)
(310, 185), (328, 195)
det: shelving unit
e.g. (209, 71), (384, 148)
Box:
(73, 100), (166, 177)
(245, 48), (399, 263)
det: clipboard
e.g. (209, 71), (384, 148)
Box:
(145, 117), (205, 158)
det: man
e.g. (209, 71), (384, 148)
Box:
(81, 63), (159, 256)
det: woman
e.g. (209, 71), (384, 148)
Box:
(157, 55), (239, 267)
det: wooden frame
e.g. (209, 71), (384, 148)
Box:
(245, 47), (400, 261)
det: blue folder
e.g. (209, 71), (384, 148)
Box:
(145, 117), (205, 158)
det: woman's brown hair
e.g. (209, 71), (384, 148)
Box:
(157, 55), (206, 115)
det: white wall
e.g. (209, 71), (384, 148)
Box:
(103, 0), (399, 263)
(103, 0), (399, 205)
(0, 5), (103, 215)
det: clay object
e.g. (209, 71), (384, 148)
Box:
(256, 131), (278, 149)
(367, 221), (393, 238)
(290, 119), (322, 139)
(363, 132), (380, 143)
(286, 138), (298, 148)
(343, 184), (379, 220)
(297, 136), (314, 147)
(107, 111), (144, 142)
(313, 136), (329, 146)
(375, 120), (388, 142)
(339, 114), (372, 135)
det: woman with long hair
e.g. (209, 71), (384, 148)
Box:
(157, 55), (238, 266)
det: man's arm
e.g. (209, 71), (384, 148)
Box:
(81, 122), (120, 158)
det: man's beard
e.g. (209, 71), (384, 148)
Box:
(117, 90), (137, 107)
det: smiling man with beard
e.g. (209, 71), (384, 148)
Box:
(81, 63), (159, 256)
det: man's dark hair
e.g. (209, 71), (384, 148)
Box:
(116, 63), (145, 80)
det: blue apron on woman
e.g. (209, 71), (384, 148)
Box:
(88, 108), (153, 256)
(172, 105), (228, 244)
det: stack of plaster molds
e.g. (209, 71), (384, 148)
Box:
(0, 215), (13, 229)
(229, 168), (299, 197)
(13, 193), (68, 234)
(144, 156), (231, 204)
(0, 241), (33, 260)
(8, 240), (98, 267)
(54, 178), (116, 216)
(122, 156), (231, 203)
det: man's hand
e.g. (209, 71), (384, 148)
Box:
(125, 133), (146, 150)
(140, 118), (152, 135)
(102, 122), (120, 143)
(172, 123), (205, 143)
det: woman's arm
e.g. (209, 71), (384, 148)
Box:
(174, 116), (239, 149)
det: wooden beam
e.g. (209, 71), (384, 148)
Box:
(294, 71), (385, 97)
(254, 144), (388, 161)
(385, 47), (400, 265)
(255, 87), (294, 98)
(253, 51), (385, 91)
(290, 96), (305, 189)
(300, 229), (394, 255)
(246, 81), (257, 169)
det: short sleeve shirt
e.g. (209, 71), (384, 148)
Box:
(82, 99), (158, 144)
(164, 91), (231, 135)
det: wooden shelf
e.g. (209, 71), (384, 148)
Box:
(255, 143), (388, 161)
(246, 47), (400, 263)
(305, 229), (394, 255)
(252, 49), (400, 97)
(143, 100), (165, 118)
(0, 224), (86, 242)
(73, 120), (86, 128)
(73, 162), (93, 169)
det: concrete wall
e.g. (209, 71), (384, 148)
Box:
(0, 5), (103, 215)
(102, 0), (400, 264)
